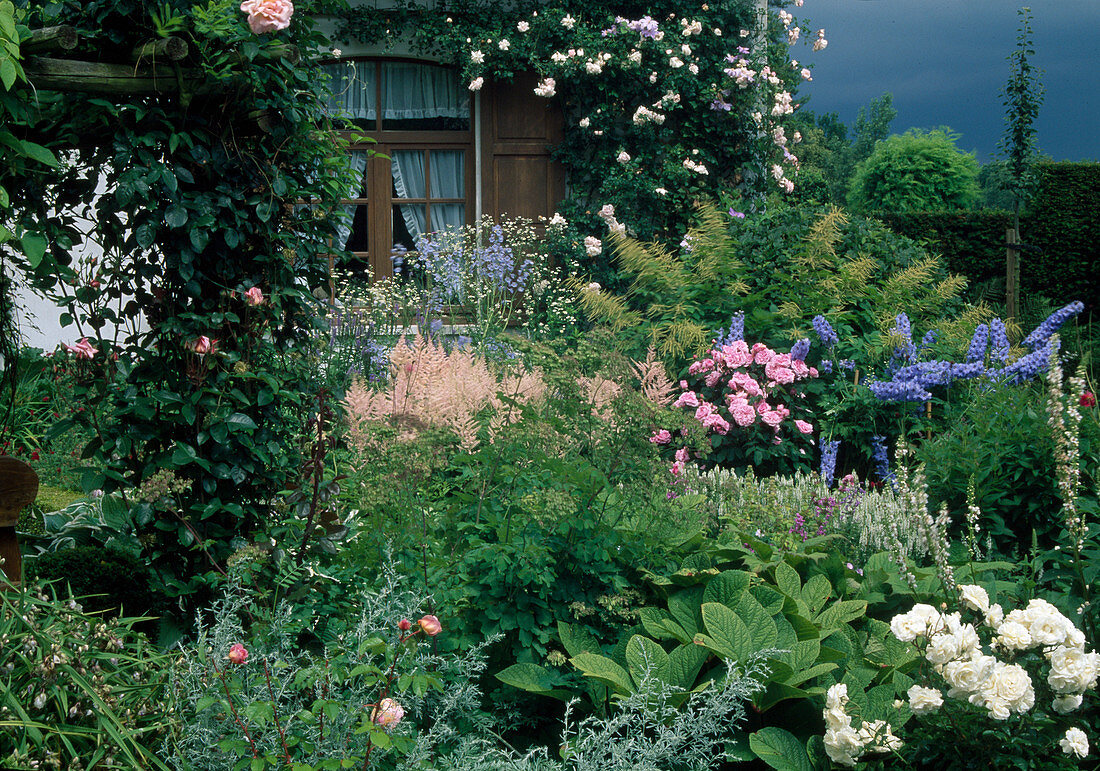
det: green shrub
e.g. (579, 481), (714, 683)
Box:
(847, 129), (980, 214)
(24, 545), (160, 623)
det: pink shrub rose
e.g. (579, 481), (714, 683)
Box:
(227, 643), (249, 665)
(731, 404), (757, 426)
(372, 698), (405, 729)
(794, 419), (813, 434)
(675, 447), (689, 463)
(244, 286), (265, 306)
(760, 410), (784, 428)
(191, 335), (216, 355)
(673, 391), (700, 408)
(240, 0), (293, 34)
(649, 429), (672, 445)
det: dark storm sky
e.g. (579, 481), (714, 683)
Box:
(795, 0), (1099, 162)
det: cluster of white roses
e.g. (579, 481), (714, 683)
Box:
(889, 585), (1095, 759)
(822, 683), (903, 767)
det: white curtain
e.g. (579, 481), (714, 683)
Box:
(381, 63), (468, 119)
(322, 61), (376, 121)
(429, 150), (464, 233)
(391, 150), (428, 241)
(333, 150), (371, 249)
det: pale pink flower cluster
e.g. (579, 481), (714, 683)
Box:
(240, 0), (293, 35)
(372, 698), (404, 729)
(533, 77), (556, 97)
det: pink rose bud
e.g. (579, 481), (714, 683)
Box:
(191, 335), (216, 355)
(372, 698), (404, 729)
(244, 286), (265, 306)
(227, 643), (249, 665)
(418, 614), (442, 636)
(398, 618), (412, 631)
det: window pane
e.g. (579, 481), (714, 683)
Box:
(430, 204), (465, 234)
(391, 150), (426, 200)
(381, 62), (470, 131)
(428, 150), (464, 198)
(393, 204), (426, 248)
(345, 205), (370, 252)
(321, 61), (376, 129)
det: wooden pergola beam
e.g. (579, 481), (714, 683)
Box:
(132, 36), (189, 62)
(23, 57), (200, 95)
(21, 25), (78, 55)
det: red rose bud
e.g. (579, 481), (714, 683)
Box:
(1081, 392), (1096, 408)
(398, 618), (412, 632)
(227, 643), (249, 665)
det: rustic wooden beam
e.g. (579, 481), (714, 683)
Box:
(21, 26), (78, 55)
(23, 57), (201, 95)
(0, 456), (39, 588)
(132, 36), (189, 62)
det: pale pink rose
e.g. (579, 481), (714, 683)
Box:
(64, 338), (97, 360)
(791, 359), (809, 377)
(372, 698), (405, 729)
(418, 614), (442, 636)
(649, 429), (672, 445)
(670, 460), (684, 477)
(756, 401), (771, 414)
(702, 413), (731, 434)
(761, 410), (784, 428)
(244, 287), (265, 306)
(751, 343), (775, 364)
(731, 404), (756, 426)
(809, 367), (819, 377)
(794, 419), (813, 434)
(674, 391), (700, 409)
(191, 335), (216, 355)
(726, 392), (749, 409)
(227, 643), (249, 665)
(695, 402), (716, 421)
(704, 370), (723, 388)
(240, 0), (294, 34)
(674, 447), (689, 463)
(773, 404), (790, 418)
(688, 358), (714, 375)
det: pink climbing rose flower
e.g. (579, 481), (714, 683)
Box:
(227, 643), (249, 665)
(794, 419), (814, 434)
(649, 429), (672, 445)
(191, 336), (217, 355)
(244, 287), (265, 306)
(372, 698), (404, 729)
(418, 614), (442, 636)
(240, 0), (294, 34)
(63, 338), (97, 360)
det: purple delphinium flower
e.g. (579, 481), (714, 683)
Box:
(992, 335), (1060, 385)
(1021, 301), (1085, 351)
(790, 337), (811, 362)
(867, 379), (932, 402)
(819, 360), (834, 374)
(714, 311), (745, 346)
(819, 438), (841, 488)
(919, 329), (939, 352)
(871, 435), (896, 490)
(989, 318), (1011, 364)
(890, 313), (917, 363)
(965, 324), (989, 363)
(812, 315), (838, 348)
(728, 207), (746, 218)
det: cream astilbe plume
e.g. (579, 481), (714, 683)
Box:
(631, 347), (676, 407)
(578, 375), (623, 425)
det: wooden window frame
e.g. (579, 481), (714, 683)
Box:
(334, 58), (475, 282)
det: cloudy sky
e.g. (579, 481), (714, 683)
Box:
(796, 0), (1098, 162)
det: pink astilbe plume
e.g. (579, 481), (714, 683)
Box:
(342, 335), (545, 454)
(631, 346), (676, 406)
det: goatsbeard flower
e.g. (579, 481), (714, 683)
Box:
(240, 0), (293, 34)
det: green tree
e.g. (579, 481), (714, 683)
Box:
(846, 128), (980, 213)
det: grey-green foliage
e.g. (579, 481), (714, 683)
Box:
(428, 656), (770, 771)
(847, 128), (981, 213)
(998, 6), (1044, 218)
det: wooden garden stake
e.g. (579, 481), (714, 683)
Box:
(0, 456), (39, 587)
(1006, 227), (1020, 326)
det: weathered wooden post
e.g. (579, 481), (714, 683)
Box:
(1006, 227), (1020, 327)
(0, 456), (39, 587)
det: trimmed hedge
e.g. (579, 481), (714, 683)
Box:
(876, 162), (1100, 311)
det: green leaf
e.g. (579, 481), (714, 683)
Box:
(18, 139), (59, 167)
(557, 621), (602, 658)
(699, 602), (751, 662)
(570, 652), (633, 695)
(19, 232), (46, 267)
(801, 574), (832, 615)
(732, 593), (778, 651)
(495, 663), (556, 694)
(775, 560), (802, 598)
(749, 727), (814, 771)
(625, 635), (668, 684)
(665, 643), (708, 690)
(226, 412), (258, 430)
(165, 204), (188, 228)
(702, 570), (751, 606)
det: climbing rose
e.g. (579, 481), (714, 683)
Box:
(191, 336), (216, 355)
(372, 698), (404, 729)
(244, 287), (265, 306)
(227, 643), (249, 665)
(240, 0), (293, 34)
(419, 615), (442, 636)
(63, 338), (97, 360)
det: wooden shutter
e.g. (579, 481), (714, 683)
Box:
(482, 73), (565, 222)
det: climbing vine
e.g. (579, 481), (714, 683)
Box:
(0, 0), (356, 616)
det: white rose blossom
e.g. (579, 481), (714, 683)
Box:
(470, 50), (485, 64)
(561, 14), (575, 29)
(584, 236), (602, 257)
(959, 585), (990, 614)
(1060, 727), (1089, 759)
(907, 685), (943, 715)
(517, 20), (530, 32)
